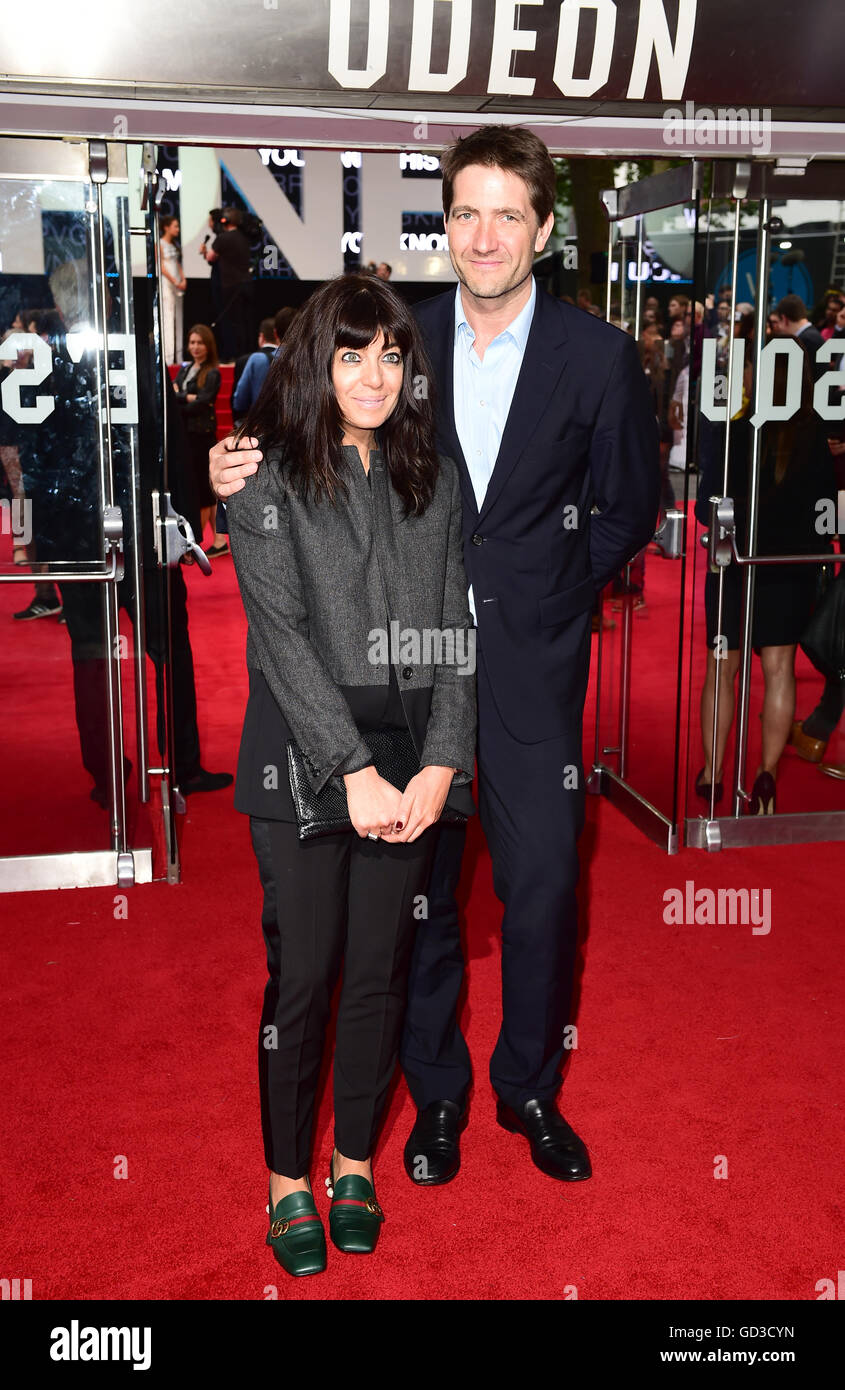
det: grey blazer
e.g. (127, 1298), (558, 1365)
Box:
(226, 440), (477, 819)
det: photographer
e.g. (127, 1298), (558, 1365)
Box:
(200, 206), (252, 362)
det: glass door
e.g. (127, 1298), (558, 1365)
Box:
(685, 161), (845, 850)
(0, 138), (153, 889)
(588, 162), (702, 853)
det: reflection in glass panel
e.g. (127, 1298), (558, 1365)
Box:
(592, 204), (698, 827)
(686, 195), (845, 825)
(0, 172), (148, 857)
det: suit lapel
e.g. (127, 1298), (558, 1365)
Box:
(477, 286), (570, 525)
(421, 294), (479, 521)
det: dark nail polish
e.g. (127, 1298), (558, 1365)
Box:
(395, 821), (404, 831)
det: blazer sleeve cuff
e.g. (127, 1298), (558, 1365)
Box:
(419, 742), (475, 786)
(332, 737), (374, 779)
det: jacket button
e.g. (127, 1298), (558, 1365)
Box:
(401, 666), (413, 680)
(471, 533), (483, 545)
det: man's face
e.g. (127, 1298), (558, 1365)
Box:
(445, 163), (553, 303)
(771, 314), (790, 336)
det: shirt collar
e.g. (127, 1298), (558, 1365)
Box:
(454, 276), (536, 352)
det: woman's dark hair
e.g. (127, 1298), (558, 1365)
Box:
(240, 274), (439, 515)
(159, 215), (178, 234)
(186, 323), (219, 388)
(440, 124), (556, 226)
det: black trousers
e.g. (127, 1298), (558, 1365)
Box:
(250, 816), (436, 1178)
(400, 635), (587, 1112)
(59, 564), (201, 791)
(803, 675), (845, 742)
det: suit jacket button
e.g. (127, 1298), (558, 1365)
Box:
(401, 666), (413, 680)
(471, 533), (483, 545)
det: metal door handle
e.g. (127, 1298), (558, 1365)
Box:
(152, 490), (213, 574)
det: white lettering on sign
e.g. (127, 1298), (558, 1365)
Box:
(554, 0), (617, 98)
(408, 0), (472, 92)
(258, 149), (306, 168)
(328, 0), (389, 88)
(325, 0), (697, 100)
(0, 334), (54, 424)
(400, 232), (449, 251)
(399, 152), (441, 172)
(0, 332), (138, 425)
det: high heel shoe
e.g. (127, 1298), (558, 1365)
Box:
(748, 771), (776, 816)
(326, 1151), (384, 1254)
(695, 767), (723, 804)
(266, 1180), (327, 1277)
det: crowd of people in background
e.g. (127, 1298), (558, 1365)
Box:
(2, 214), (843, 817)
(556, 276), (845, 811)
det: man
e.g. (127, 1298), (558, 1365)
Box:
(772, 293), (825, 373)
(201, 207), (253, 361)
(231, 317), (278, 426)
(209, 125), (659, 1185)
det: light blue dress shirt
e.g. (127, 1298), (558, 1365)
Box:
(452, 276), (536, 618)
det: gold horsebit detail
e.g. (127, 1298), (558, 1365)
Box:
(365, 1198), (382, 1216)
(270, 1218), (289, 1237)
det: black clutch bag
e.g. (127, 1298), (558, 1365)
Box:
(286, 727), (467, 840)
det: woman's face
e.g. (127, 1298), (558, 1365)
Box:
(168, 219), (180, 239)
(332, 334), (404, 436)
(188, 333), (207, 362)
(668, 297), (681, 318)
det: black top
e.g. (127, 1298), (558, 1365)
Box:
(212, 228), (251, 289)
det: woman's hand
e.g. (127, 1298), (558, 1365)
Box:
(344, 765), (403, 839)
(186, 393), (197, 403)
(381, 766), (455, 844)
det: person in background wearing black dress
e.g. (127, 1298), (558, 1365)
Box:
(173, 324), (226, 557)
(695, 341), (837, 814)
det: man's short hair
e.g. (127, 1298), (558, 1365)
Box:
(274, 306), (297, 342)
(775, 293), (808, 323)
(258, 317), (275, 342)
(220, 206), (244, 228)
(440, 124), (556, 227)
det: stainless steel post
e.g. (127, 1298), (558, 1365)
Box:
(733, 195), (772, 815)
(707, 172), (747, 827)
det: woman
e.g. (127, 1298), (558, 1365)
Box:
(225, 274), (476, 1277)
(695, 342), (837, 813)
(173, 324), (226, 554)
(159, 216), (186, 366)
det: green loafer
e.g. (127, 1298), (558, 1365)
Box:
(266, 1184), (327, 1277)
(327, 1160), (385, 1254)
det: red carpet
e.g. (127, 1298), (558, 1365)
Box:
(1, 515), (843, 1300)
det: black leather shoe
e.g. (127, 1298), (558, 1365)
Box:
(497, 1098), (592, 1181)
(403, 1100), (467, 1185)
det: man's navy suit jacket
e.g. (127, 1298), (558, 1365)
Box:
(413, 282), (660, 744)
